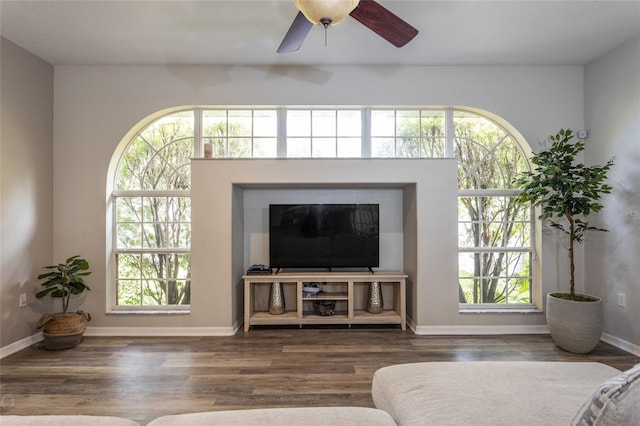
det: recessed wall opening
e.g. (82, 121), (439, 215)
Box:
(192, 158), (458, 330)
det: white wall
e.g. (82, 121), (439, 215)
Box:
(0, 38), (53, 349)
(48, 64), (585, 333)
(585, 35), (640, 350)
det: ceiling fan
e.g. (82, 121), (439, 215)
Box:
(277, 0), (419, 53)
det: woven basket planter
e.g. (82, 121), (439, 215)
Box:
(37, 311), (91, 350)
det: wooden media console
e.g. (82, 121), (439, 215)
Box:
(243, 271), (406, 331)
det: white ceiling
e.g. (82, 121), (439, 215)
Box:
(1, 0), (639, 66)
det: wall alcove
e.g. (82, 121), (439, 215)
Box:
(191, 158), (459, 331)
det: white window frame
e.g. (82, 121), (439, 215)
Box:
(111, 189), (192, 311)
(457, 189), (536, 310)
(109, 110), (194, 312)
(108, 106), (537, 313)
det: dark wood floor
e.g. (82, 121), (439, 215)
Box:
(1, 327), (638, 425)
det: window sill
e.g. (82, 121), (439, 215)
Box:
(459, 306), (542, 314)
(107, 309), (191, 315)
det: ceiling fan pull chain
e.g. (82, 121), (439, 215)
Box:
(320, 18), (332, 48)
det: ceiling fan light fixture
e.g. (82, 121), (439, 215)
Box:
(293, 0), (360, 26)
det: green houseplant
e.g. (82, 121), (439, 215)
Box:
(35, 255), (92, 350)
(516, 128), (614, 353)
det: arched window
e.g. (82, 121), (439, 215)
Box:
(368, 107), (534, 306)
(109, 106), (533, 310)
(111, 110), (194, 309)
(455, 110), (533, 306)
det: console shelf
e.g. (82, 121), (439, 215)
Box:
(243, 271), (406, 331)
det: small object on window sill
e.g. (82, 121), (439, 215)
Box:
(203, 143), (214, 158)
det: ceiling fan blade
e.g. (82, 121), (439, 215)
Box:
(349, 0), (418, 47)
(278, 11), (314, 53)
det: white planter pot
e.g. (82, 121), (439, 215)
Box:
(546, 293), (603, 354)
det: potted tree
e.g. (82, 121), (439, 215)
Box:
(516, 129), (614, 353)
(35, 255), (92, 350)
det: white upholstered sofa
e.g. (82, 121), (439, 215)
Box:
(3, 361), (639, 425)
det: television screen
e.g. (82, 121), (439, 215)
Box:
(269, 204), (379, 271)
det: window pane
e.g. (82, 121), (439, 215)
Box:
(458, 251), (531, 304)
(337, 137), (361, 157)
(139, 111), (194, 150)
(312, 138), (336, 157)
(458, 277), (475, 304)
(312, 110), (336, 137)
(140, 253), (165, 298)
(396, 138), (421, 158)
(171, 224), (191, 249)
(116, 197), (141, 222)
(228, 110), (252, 136)
(205, 137), (227, 157)
(396, 110), (420, 137)
(337, 110), (361, 137)
(371, 110), (395, 136)
(421, 110), (445, 137)
(253, 110), (277, 136)
(117, 223), (141, 249)
(371, 137), (395, 157)
(228, 138), (251, 157)
(143, 197), (166, 222)
(117, 254), (141, 279)
(287, 110), (311, 136)
(116, 253), (142, 305)
(169, 197), (191, 222)
(203, 110), (227, 137)
(455, 112), (528, 190)
(142, 224), (160, 249)
(116, 112), (193, 190)
(287, 137), (311, 157)
(117, 280), (141, 305)
(254, 138), (277, 157)
(421, 137), (446, 157)
(143, 279), (167, 305)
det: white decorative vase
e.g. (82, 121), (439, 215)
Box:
(546, 293), (603, 354)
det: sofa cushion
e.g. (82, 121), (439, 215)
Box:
(0, 415), (139, 426)
(372, 361), (620, 426)
(147, 406), (397, 426)
(571, 363), (640, 426)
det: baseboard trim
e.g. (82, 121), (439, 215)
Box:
(601, 332), (640, 357)
(0, 332), (43, 359)
(3, 327), (637, 358)
(414, 325), (550, 335)
(85, 326), (236, 337)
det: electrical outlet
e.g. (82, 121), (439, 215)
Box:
(19, 293), (27, 307)
(617, 293), (626, 308)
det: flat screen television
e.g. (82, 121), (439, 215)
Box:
(269, 204), (379, 272)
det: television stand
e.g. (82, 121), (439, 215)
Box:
(243, 271), (406, 332)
